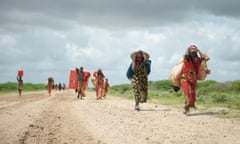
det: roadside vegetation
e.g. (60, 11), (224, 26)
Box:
(0, 82), (46, 94)
(1, 80), (240, 118)
(109, 80), (240, 119)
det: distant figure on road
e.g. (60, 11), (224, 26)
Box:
(77, 66), (85, 99)
(17, 76), (23, 97)
(102, 78), (110, 98)
(58, 83), (62, 91)
(47, 77), (54, 96)
(127, 50), (151, 111)
(95, 69), (105, 100)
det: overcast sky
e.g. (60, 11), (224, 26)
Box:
(0, 0), (240, 86)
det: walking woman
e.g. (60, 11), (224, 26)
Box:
(47, 77), (54, 96)
(17, 76), (23, 97)
(95, 69), (105, 100)
(77, 66), (86, 99)
(181, 45), (205, 114)
(102, 78), (110, 98)
(128, 50), (151, 111)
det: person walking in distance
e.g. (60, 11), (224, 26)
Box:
(77, 66), (86, 99)
(95, 69), (105, 100)
(102, 78), (110, 98)
(17, 76), (23, 97)
(47, 77), (54, 96)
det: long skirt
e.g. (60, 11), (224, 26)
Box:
(96, 83), (103, 99)
(48, 85), (52, 95)
(180, 79), (196, 107)
(131, 75), (148, 103)
(78, 81), (85, 97)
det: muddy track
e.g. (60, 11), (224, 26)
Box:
(0, 90), (239, 144)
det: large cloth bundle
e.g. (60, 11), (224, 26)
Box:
(169, 58), (183, 89)
(169, 53), (210, 90)
(198, 60), (208, 80)
(68, 69), (78, 89)
(93, 71), (97, 77)
(198, 54), (211, 80)
(126, 60), (151, 80)
(83, 71), (91, 81)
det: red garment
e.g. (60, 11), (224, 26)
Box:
(180, 59), (201, 107)
(95, 72), (105, 99)
(48, 85), (52, 95)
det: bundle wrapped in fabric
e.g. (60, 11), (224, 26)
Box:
(83, 71), (91, 81)
(126, 63), (133, 79)
(198, 54), (211, 80)
(68, 69), (78, 89)
(169, 58), (183, 92)
(93, 71), (97, 77)
(48, 77), (54, 86)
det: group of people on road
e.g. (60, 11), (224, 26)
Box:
(16, 44), (210, 115)
(73, 67), (110, 100)
(128, 45), (210, 114)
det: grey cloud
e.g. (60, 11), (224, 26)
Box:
(1, 0), (240, 84)
(1, 0), (240, 33)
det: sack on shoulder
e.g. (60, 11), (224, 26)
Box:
(126, 63), (134, 80)
(146, 60), (151, 74)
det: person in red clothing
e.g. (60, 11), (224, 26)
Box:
(180, 45), (204, 114)
(47, 77), (54, 96)
(95, 69), (105, 100)
(17, 76), (23, 97)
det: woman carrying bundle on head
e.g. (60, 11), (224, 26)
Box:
(127, 50), (151, 111)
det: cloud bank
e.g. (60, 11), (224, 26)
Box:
(0, 0), (240, 85)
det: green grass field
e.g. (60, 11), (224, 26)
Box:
(0, 82), (46, 94)
(109, 80), (240, 118)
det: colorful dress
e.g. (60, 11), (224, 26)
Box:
(131, 61), (148, 103)
(130, 50), (150, 110)
(47, 77), (54, 95)
(180, 46), (202, 112)
(95, 72), (104, 99)
(77, 71), (85, 98)
(102, 79), (110, 97)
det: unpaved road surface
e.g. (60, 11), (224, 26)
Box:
(0, 90), (239, 144)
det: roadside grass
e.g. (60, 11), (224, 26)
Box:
(109, 80), (240, 119)
(1, 80), (240, 119)
(0, 82), (46, 94)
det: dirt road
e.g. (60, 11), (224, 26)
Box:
(0, 90), (239, 144)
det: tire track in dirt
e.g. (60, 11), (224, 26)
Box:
(18, 92), (99, 144)
(0, 91), (54, 144)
